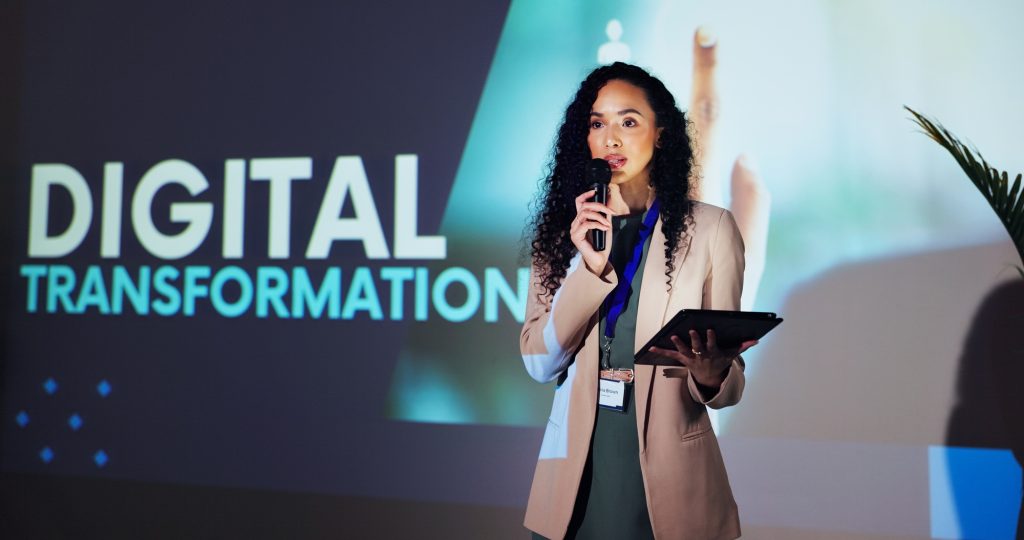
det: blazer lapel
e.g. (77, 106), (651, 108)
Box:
(633, 214), (692, 452)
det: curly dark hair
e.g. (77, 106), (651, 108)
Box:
(528, 62), (695, 300)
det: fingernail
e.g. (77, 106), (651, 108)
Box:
(696, 26), (717, 48)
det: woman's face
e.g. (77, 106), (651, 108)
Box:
(587, 79), (661, 187)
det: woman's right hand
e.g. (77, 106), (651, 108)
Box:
(570, 189), (615, 276)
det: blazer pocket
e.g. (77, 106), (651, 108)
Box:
(679, 424), (712, 442)
(662, 367), (688, 379)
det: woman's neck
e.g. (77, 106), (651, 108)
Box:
(619, 177), (653, 215)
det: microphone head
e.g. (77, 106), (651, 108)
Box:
(586, 158), (612, 185)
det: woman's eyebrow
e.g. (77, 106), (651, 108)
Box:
(589, 109), (645, 117)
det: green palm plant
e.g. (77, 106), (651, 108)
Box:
(906, 106), (1024, 277)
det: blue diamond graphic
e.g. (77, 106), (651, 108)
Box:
(39, 446), (54, 463)
(96, 379), (112, 397)
(15, 410), (29, 428)
(68, 413), (83, 431)
(43, 377), (58, 395)
(93, 450), (108, 467)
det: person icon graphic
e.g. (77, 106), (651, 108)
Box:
(597, 19), (631, 64)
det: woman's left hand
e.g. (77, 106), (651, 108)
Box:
(648, 330), (757, 389)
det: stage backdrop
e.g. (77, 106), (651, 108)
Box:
(2, 1), (1022, 539)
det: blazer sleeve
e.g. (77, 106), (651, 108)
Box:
(688, 208), (748, 408)
(520, 254), (618, 383)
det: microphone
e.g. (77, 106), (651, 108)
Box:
(586, 158), (612, 251)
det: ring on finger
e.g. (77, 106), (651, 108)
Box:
(692, 349), (702, 356)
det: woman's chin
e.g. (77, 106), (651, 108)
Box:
(612, 172), (647, 187)
(610, 169), (630, 181)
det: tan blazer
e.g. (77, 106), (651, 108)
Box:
(521, 201), (746, 540)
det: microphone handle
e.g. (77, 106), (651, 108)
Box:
(590, 183), (608, 251)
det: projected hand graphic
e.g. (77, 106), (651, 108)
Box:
(688, 27), (770, 310)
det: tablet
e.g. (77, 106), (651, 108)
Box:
(634, 309), (782, 365)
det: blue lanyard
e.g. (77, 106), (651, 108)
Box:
(603, 198), (660, 344)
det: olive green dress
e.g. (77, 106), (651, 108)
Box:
(534, 210), (655, 540)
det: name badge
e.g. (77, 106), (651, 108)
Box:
(598, 378), (627, 412)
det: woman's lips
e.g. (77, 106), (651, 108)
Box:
(605, 155), (627, 170)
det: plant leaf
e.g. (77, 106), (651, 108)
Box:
(905, 105), (1024, 267)
(1008, 173), (1024, 233)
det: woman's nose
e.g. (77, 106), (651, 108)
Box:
(606, 133), (621, 148)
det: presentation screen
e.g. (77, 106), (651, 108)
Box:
(3, 1), (1022, 538)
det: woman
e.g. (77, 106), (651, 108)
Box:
(521, 62), (756, 539)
